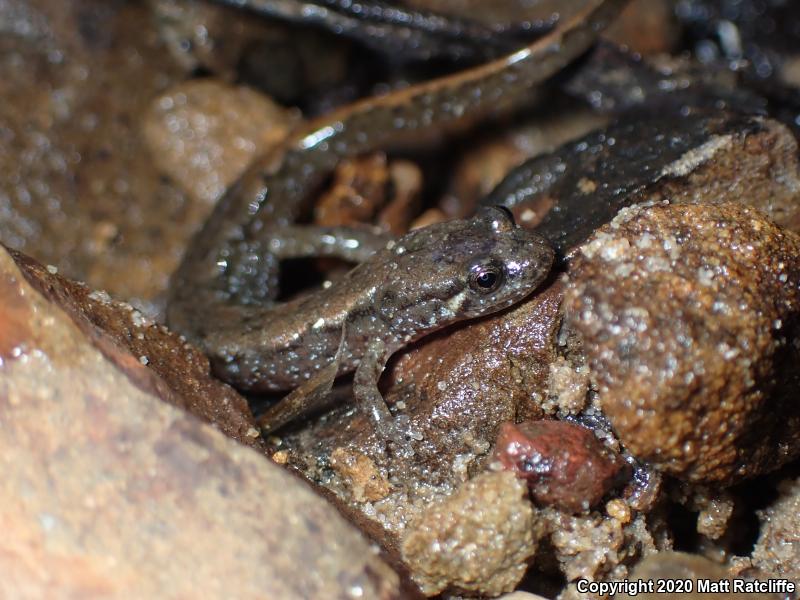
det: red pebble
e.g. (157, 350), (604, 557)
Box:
(493, 420), (627, 513)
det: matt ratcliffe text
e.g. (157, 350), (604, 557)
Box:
(576, 577), (796, 596)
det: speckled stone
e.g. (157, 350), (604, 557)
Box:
(0, 0), (189, 308)
(751, 476), (800, 582)
(401, 471), (540, 597)
(143, 79), (297, 207)
(564, 202), (800, 483)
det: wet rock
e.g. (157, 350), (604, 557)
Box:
(492, 420), (627, 513)
(486, 115), (800, 254)
(615, 552), (780, 600)
(546, 507), (660, 584)
(751, 476), (800, 582)
(603, 0), (679, 55)
(143, 79), (298, 207)
(0, 245), (408, 599)
(7, 246), (264, 451)
(149, 0), (356, 110)
(697, 496), (735, 542)
(564, 202), (800, 483)
(677, 486), (736, 541)
(543, 357), (591, 416)
(330, 447), (393, 503)
(385, 280), (564, 471)
(400, 471), (540, 597)
(0, 0), (190, 308)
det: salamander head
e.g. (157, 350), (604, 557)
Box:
(375, 206), (554, 338)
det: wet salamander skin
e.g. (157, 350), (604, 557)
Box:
(167, 0), (628, 428)
(200, 208), (553, 392)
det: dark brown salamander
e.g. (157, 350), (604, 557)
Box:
(167, 0), (628, 435)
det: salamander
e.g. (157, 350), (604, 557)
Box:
(167, 0), (628, 436)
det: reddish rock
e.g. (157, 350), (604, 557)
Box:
(493, 420), (627, 513)
(7, 246), (264, 452)
(0, 245), (410, 599)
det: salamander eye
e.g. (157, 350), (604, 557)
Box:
(469, 262), (505, 293)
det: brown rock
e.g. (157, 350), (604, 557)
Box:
(684, 487), (735, 541)
(400, 471), (540, 597)
(6, 246), (264, 451)
(564, 202), (800, 483)
(615, 552), (780, 600)
(0, 246), (408, 599)
(493, 420), (627, 513)
(751, 476), (800, 582)
(603, 0), (679, 55)
(0, 0), (190, 306)
(384, 280), (565, 473)
(143, 79), (298, 207)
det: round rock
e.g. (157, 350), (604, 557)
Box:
(564, 202), (800, 483)
(493, 420), (627, 513)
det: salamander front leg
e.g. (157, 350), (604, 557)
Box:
(353, 340), (407, 443)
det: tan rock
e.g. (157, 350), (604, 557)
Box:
(331, 447), (393, 503)
(401, 471), (540, 597)
(143, 79), (298, 207)
(615, 552), (779, 600)
(7, 246), (263, 451)
(0, 246), (407, 599)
